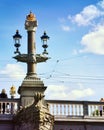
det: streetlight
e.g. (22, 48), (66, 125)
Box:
(41, 31), (49, 55)
(13, 30), (22, 54)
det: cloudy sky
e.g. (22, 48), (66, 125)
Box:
(0, 0), (104, 101)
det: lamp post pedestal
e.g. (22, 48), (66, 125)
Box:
(18, 76), (47, 107)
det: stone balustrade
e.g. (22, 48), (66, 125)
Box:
(0, 98), (20, 115)
(0, 98), (104, 119)
(47, 100), (104, 119)
(0, 99), (104, 130)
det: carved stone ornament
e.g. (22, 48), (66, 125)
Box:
(14, 93), (54, 130)
(25, 21), (37, 29)
(13, 54), (49, 63)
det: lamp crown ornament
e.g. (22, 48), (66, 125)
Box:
(26, 11), (36, 21)
(25, 11), (38, 31)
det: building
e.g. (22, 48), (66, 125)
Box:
(0, 12), (104, 130)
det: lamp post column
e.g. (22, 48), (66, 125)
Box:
(27, 31), (36, 76)
(25, 12), (38, 77)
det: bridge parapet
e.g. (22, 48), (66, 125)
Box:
(47, 100), (104, 120)
(0, 98), (20, 116)
(0, 98), (104, 122)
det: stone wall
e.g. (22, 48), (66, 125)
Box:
(54, 122), (104, 130)
(0, 123), (14, 130)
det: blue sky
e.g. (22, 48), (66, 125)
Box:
(0, 0), (104, 101)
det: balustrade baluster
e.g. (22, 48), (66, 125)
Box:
(75, 104), (77, 116)
(13, 102), (15, 114)
(5, 102), (7, 113)
(60, 104), (62, 115)
(7, 103), (10, 113)
(64, 104), (66, 115)
(56, 104), (58, 115)
(79, 105), (81, 116)
(94, 105), (96, 116)
(3, 102), (6, 114)
(71, 104), (74, 116)
(0, 102), (2, 114)
(90, 105), (93, 116)
(98, 105), (100, 116)
(97, 105), (99, 116)
(68, 104), (70, 115)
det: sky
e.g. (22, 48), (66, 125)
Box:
(0, 0), (104, 101)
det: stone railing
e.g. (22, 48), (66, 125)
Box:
(0, 98), (104, 119)
(0, 98), (20, 115)
(47, 100), (104, 119)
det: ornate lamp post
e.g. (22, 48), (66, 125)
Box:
(41, 31), (49, 55)
(12, 12), (50, 107)
(13, 30), (22, 54)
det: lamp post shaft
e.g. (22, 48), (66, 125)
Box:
(27, 31), (36, 54)
(27, 31), (36, 76)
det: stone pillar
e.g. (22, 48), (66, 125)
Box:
(83, 101), (88, 116)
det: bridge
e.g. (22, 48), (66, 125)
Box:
(0, 98), (104, 130)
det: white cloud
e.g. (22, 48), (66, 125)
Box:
(70, 88), (94, 99)
(45, 85), (94, 100)
(58, 17), (71, 32)
(70, 5), (101, 26)
(0, 63), (25, 80)
(98, 0), (104, 9)
(67, 0), (104, 55)
(59, 0), (104, 33)
(80, 25), (104, 55)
